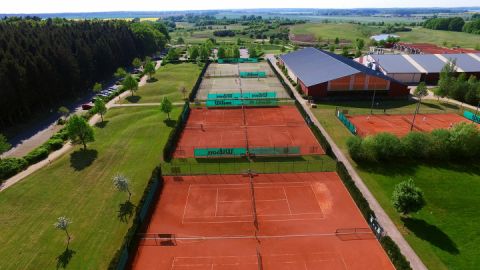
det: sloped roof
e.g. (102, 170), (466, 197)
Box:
(370, 55), (419, 73)
(279, 47), (395, 87)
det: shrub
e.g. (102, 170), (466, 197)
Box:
(401, 132), (431, 159)
(372, 133), (403, 161)
(24, 146), (50, 165)
(380, 236), (412, 270)
(429, 129), (451, 160)
(448, 122), (480, 158)
(0, 158), (28, 180)
(45, 138), (64, 151)
(346, 136), (364, 161)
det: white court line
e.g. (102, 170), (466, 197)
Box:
(214, 188), (219, 217)
(181, 185), (192, 225)
(283, 187), (293, 215)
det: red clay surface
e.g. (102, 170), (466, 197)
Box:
(131, 173), (394, 270)
(174, 106), (324, 157)
(348, 113), (475, 137)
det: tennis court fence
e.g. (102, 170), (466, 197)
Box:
(161, 159), (337, 176)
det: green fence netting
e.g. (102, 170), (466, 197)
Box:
(217, 58), (258, 63)
(206, 98), (278, 107)
(336, 110), (357, 135)
(464, 110), (480, 124)
(240, 71), (267, 78)
(207, 92), (276, 99)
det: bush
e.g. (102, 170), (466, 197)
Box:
(45, 138), (64, 151)
(349, 123), (480, 163)
(372, 133), (403, 161)
(24, 146), (50, 165)
(380, 236), (412, 270)
(0, 158), (28, 180)
(401, 132), (431, 159)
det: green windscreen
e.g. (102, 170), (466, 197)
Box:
(336, 111), (357, 135)
(207, 92), (276, 99)
(217, 58), (259, 64)
(194, 148), (247, 157)
(464, 111), (480, 124)
(206, 98), (278, 107)
(240, 71), (267, 78)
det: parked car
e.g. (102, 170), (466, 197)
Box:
(82, 103), (93, 110)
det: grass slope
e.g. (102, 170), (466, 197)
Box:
(311, 100), (480, 269)
(291, 23), (480, 49)
(122, 63), (202, 104)
(0, 107), (179, 269)
(395, 28), (480, 49)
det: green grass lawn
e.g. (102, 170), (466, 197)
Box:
(290, 22), (383, 42)
(311, 100), (480, 270)
(291, 23), (480, 50)
(121, 63), (202, 104)
(395, 27), (480, 50)
(0, 106), (180, 269)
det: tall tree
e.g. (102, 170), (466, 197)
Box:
(0, 134), (12, 154)
(92, 83), (102, 94)
(58, 106), (70, 120)
(114, 67), (127, 79)
(93, 99), (107, 122)
(54, 216), (72, 245)
(160, 97), (173, 120)
(410, 82), (429, 131)
(122, 74), (139, 96)
(392, 179), (426, 216)
(144, 59), (156, 80)
(112, 174), (132, 201)
(66, 115), (94, 150)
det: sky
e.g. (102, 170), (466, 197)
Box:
(1, 0), (478, 14)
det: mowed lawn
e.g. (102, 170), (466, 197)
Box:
(122, 63), (202, 104)
(290, 22), (382, 42)
(291, 23), (480, 50)
(0, 106), (180, 269)
(395, 27), (480, 50)
(311, 100), (480, 269)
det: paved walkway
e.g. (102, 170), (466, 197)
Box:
(267, 54), (427, 270)
(0, 61), (162, 192)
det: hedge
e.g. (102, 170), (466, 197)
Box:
(45, 138), (64, 151)
(347, 122), (480, 163)
(267, 59), (294, 99)
(189, 60), (210, 102)
(380, 236), (412, 270)
(0, 158), (28, 180)
(24, 146), (50, 165)
(162, 102), (190, 162)
(108, 166), (164, 270)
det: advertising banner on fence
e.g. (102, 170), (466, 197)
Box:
(206, 98), (278, 107)
(194, 148), (247, 157)
(207, 92), (276, 99)
(239, 71), (267, 78)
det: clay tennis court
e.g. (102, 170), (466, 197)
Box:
(174, 106), (324, 158)
(131, 172), (394, 270)
(348, 113), (474, 137)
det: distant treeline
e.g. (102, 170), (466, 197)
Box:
(0, 18), (168, 128)
(423, 15), (480, 34)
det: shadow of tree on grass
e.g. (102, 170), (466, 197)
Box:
(163, 119), (177, 128)
(56, 247), (76, 269)
(401, 217), (459, 254)
(70, 149), (98, 171)
(94, 120), (109, 129)
(126, 95), (141, 103)
(117, 200), (135, 223)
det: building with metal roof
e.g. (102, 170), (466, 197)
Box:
(278, 48), (409, 99)
(356, 53), (480, 84)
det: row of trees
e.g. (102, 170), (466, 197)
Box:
(424, 17), (480, 34)
(0, 18), (169, 129)
(434, 60), (480, 106)
(347, 122), (480, 163)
